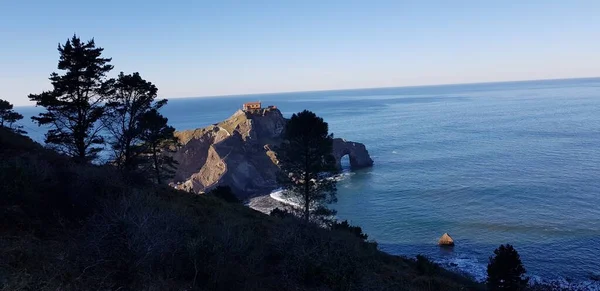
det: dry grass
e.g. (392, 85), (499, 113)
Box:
(218, 110), (248, 135)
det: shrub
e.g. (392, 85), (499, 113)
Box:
(270, 207), (292, 218)
(332, 220), (369, 241)
(487, 244), (528, 290)
(207, 185), (240, 203)
(415, 254), (440, 276)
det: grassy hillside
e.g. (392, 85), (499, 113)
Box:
(0, 128), (482, 291)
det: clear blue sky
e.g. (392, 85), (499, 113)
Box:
(1, 0), (599, 105)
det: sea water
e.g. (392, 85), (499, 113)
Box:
(17, 78), (600, 287)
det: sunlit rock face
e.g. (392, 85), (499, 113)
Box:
(170, 108), (373, 199)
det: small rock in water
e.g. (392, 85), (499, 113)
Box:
(438, 233), (455, 246)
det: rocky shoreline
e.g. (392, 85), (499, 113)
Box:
(246, 193), (286, 214)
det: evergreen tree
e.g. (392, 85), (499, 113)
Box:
(487, 244), (529, 290)
(103, 72), (165, 170)
(332, 220), (368, 241)
(138, 109), (179, 184)
(0, 99), (25, 134)
(277, 110), (338, 223)
(29, 35), (113, 163)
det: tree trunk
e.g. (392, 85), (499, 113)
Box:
(76, 139), (87, 164)
(303, 144), (310, 222)
(303, 170), (310, 222)
(123, 138), (132, 171)
(73, 120), (87, 163)
(152, 144), (161, 184)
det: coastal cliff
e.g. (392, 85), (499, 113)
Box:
(170, 108), (373, 198)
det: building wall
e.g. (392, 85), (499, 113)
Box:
(243, 102), (261, 110)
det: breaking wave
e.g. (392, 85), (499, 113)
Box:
(435, 256), (600, 290)
(269, 171), (353, 207)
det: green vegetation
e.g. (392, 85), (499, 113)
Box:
(277, 110), (338, 223)
(103, 72), (166, 171)
(332, 220), (369, 241)
(0, 127), (482, 290)
(270, 207), (293, 218)
(137, 108), (179, 184)
(0, 99), (24, 134)
(27, 34), (177, 183)
(487, 244), (529, 290)
(207, 185), (240, 203)
(415, 255), (441, 277)
(28, 35), (113, 163)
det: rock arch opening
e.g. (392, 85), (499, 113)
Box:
(335, 150), (361, 171)
(332, 138), (374, 171)
(340, 154), (351, 171)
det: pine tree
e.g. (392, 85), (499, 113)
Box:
(487, 244), (529, 290)
(29, 35), (113, 163)
(0, 99), (25, 134)
(103, 72), (165, 170)
(138, 109), (179, 184)
(277, 110), (338, 223)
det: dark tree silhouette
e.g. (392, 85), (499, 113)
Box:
(270, 207), (293, 219)
(29, 35), (113, 163)
(0, 99), (25, 134)
(332, 220), (368, 241)
(487, 244), (529, 290)
(138, 109), (179, 184)
(103, 72), (165, 170)
(277, 110), (338, 223)
(415, 255), (440, 276)
(207, 185), (240, 203)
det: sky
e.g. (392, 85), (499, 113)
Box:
(1, 0), (599, 106)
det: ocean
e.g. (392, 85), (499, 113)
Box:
(17, 78), (600, 287)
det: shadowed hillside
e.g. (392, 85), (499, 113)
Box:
(0, 127), (481, 290)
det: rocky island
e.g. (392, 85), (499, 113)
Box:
(169, 103), (373, 199)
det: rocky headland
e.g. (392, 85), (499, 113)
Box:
(169, 107), (373, 199)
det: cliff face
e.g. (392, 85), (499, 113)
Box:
(170, 108), (373, 198)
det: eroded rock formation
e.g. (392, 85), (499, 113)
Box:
(332, 138), (374, 169)
(170, 108), (373, 199)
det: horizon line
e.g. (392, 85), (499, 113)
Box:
(15, 76), (600, 107)
(167, 76), (600, 101)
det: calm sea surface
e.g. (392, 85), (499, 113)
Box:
(18, 78), (600, 286)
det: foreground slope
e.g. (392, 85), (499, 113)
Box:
(0, 128), (480, 291)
